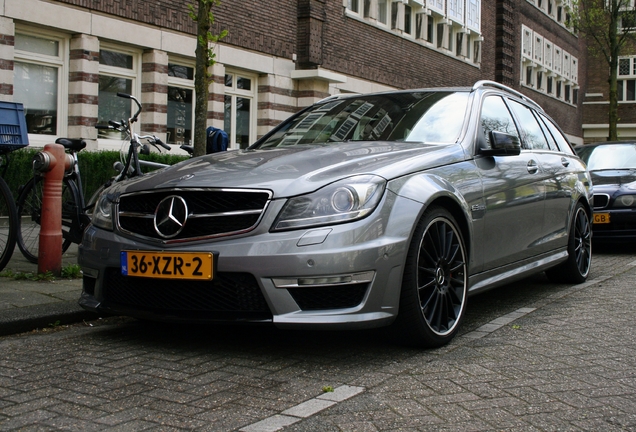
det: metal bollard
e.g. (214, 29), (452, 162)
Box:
(32, 143), (73, 275)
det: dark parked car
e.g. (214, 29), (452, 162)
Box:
(79, 81), (593, 347)
(576, 141), (636, 242)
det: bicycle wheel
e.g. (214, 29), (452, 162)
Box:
(0, 177), (17, 271)
(16, 176), (80, 264)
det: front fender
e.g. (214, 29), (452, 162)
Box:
(387, 161), (485, 273)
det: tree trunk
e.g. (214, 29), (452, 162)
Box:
(193, 1), (212, 157)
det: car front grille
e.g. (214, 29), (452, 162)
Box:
(593, 193), (610, 209)
(102, 268), (272, 321)
(117, 188), (271, 243)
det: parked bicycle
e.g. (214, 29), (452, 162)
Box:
(16, 92), (170, 264)
(0, 150), (19, 271)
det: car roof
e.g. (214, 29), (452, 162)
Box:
(584, 141), (636, 147)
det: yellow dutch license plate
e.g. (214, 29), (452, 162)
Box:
(593, 213), (610, 224)
(121, 251), (214, 280)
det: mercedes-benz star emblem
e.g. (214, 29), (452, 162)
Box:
(154, 195), (189, 238)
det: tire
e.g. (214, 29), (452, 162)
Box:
(16, 176), (79, 264)
(0, 177), (18, 271)
(545, 202), (592, 284)
(392, 206), (468, 348)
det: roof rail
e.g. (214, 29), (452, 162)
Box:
(472, 80), (542, 111)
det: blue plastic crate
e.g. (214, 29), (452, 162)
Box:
(0, 102), (28, 154)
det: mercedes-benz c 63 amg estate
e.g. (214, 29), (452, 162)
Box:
(79, 81), (593, 347)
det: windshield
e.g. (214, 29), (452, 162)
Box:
(578, 143), (636, 170)
(254, 91), (469, 149)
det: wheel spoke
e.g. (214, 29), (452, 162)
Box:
(573, 209), (591, 275)
(416, 217), (467, 336)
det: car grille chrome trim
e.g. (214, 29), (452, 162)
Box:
(593, 193), (610, 210)
(116, 188), (272, 244)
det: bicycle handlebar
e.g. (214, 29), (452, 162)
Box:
(154, 137), (171, 151)
(117, 92), (142, 124)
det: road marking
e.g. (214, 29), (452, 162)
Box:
(239, 385), (365, 432)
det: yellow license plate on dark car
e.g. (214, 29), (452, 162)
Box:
(593, 213), (610, 224)
(121, 251), (214, 280)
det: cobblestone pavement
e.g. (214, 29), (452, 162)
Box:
(0, 244), (635, 431)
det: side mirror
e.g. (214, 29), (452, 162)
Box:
(481, 131), (521, 156)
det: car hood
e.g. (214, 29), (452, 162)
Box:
(590, 169), (636, 188)
(111, 141), (465, 198)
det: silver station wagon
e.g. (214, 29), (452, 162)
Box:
(79, 81), (593, 347)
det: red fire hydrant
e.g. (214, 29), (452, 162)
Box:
(32, 143), (73, 276)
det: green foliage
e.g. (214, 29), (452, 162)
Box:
(189, 0), (227, 70)
(61, 263), (82, 279)
(0, 268), (55, 281)
(1, 147), (187, 204)
(1, 263), (83, 280)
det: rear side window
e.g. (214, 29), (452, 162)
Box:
(537, 113), (575, 155)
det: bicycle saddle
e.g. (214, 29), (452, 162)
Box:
(55, 138), (87, 152)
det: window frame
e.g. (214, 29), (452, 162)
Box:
(13, 26), (69, 144)
(618, 56), (636, 102)
(97, 44), (141, 147)
(224, 70), (257, 150)
(167, 59), (196, 146)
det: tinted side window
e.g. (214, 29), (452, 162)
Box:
(535, 113), (559, 151)
(507, 100), (550, 150)
(480, 96), (520, 148)
(538, 113), (575, 155)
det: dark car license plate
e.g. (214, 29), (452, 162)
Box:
(593, 213), (610, 224)
(121, 251), (214, 280)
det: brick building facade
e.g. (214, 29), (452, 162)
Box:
(1, 0), (585, 151)
(583, 39), (636, 143)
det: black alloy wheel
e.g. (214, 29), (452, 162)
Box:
(394, 206), (468, 348)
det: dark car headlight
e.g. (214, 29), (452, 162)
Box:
(91, 192), (115, 231)
(272, 175), (386, 231)
(614, 194), (636, 208)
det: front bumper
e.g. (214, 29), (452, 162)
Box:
(592, 209), (636, 241)
(78, 193), (422, 330)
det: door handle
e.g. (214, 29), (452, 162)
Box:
(527, 160), (539, 174)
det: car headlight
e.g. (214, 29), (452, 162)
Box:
(91, 192), (115, 230)
(614, 194), (636, 208)
(273, 175), (386, 231)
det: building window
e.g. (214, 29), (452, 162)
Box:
(618, 56), (636, 101)
(404, 4), (413, 35)
(13, 31), (67, 137)
(391, 1), (399, 29)
(167, 62), (194, 145)
(344, 0), (481, 65)
(520, 26), (578, 105)
(98, 47), (139, 140)
(378, 0), (389, 25)
(224, 72), (256, 150)
(348, 0), (361, 14)
(619, 8), (636, 30)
